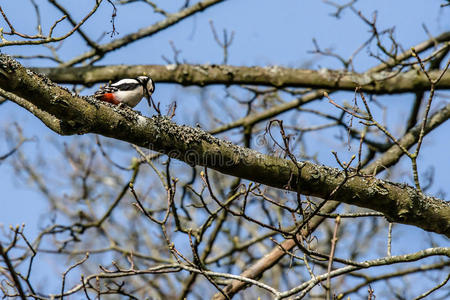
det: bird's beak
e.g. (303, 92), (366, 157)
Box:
(143, 86), (152, 107)
(146, 95), (153, 109)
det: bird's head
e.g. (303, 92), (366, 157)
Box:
(136, 76), (155, 101)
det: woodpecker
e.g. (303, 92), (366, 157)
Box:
(94, 76), (155, 108)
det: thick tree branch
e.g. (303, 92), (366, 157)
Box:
(0, 87), (76, 134)
(212, 103), (450, 299)
(1, 54), (449, 238)
(214, 97), (450, 298)
(34, 64), (450, 94)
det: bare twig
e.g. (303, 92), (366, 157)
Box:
(0, 242), (26, 300)
(0, 1), (102, 47)
(326, 216), (340, 300)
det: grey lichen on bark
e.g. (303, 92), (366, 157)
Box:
(1, 54), (449, 237)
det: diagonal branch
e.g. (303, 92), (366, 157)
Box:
(1, 54), (449, 239)
(0, 0), (102, 47)
(47, 0), (100, 50)
(212, 30), (450, 300)
(59, 0), (227, 67)
(0, 242), (26, 300)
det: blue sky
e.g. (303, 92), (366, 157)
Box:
(1, 0), (449, 252)
(0, 0), (449, 298)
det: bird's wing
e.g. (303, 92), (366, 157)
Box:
(112, 82), (141, 91)
(94, 85), (119, 98)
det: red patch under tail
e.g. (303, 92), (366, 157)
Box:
(98, 93), (120, 105)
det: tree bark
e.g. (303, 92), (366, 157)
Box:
(1, 54), (449, 237)
(33, 64), (450, 94)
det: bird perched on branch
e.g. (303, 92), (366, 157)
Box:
(94, 76), (156, 109)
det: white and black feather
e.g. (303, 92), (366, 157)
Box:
(111, 80), (142, 91)
(94, 76), (155, 108)
(94, 85), (119, 97)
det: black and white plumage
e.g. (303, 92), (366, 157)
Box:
(94, 76), (155, 108)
